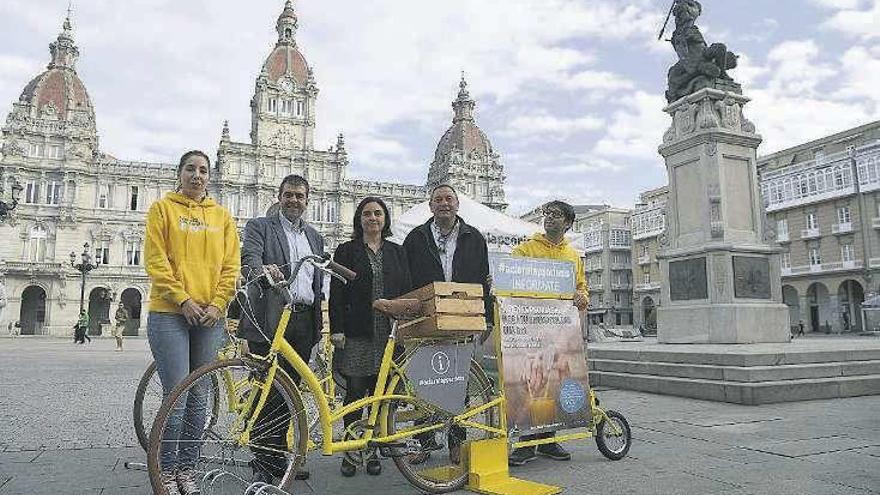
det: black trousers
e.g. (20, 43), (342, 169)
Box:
(248, 310), (315, 477)
(342, 374), (378, 429)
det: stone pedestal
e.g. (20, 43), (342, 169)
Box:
(657, 88), (789, 344)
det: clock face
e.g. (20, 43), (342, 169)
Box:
(281, 79), (293, 92)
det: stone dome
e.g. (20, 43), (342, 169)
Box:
(18, 17), (94, 122)
(261, 0), (310, 86)
(433, 77), (493, 161)
(261, 45), (310, 86)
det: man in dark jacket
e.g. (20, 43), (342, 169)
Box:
(238, 174), (323, 483)
(403, 184), (491, 317)
(402, 184), (491, 463)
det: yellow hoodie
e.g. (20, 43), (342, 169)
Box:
(511, 233), (588, 299)
(145, 192), (241, 313)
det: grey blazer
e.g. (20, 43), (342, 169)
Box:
(237, 214), (325, 345)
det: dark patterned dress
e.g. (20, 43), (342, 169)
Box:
(338, 245), (391, 377)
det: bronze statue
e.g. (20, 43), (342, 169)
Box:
(663, 0), (739, 103)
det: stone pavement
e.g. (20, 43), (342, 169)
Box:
(1, 338), (878, 495)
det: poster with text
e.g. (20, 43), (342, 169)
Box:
(498, 296), (590, 437)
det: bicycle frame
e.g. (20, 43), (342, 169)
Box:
(242, 304), (504, 457)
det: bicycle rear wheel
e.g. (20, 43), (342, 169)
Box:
(146, 358), (308, 495)
(385, 360), (498, 494)
(134, 361), (221, 452)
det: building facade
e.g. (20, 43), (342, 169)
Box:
(629, 186), (667, 334)
(0, 2), (506, 336)
(759, 120), (880, 334)
(580, 207), (633, 326)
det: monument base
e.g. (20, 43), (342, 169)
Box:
(657, 302), (790, 344)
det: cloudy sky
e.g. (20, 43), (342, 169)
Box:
(1, 0), (878, 214)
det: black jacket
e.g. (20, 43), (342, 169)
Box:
(402, 217), (492, 320)
(329, 239), (412, 339)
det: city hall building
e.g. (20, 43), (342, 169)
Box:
(0, 2), (506, 336)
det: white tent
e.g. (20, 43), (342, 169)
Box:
(392, 194), (584, 253)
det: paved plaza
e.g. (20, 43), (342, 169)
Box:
(0, 337), (878, 495)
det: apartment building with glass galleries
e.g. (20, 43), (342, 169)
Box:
(758, 120), (880, 333)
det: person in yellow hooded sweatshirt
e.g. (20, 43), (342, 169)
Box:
(508, 200), (588, 467)
(144, 150), (240, 495)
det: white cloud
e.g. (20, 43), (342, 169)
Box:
(502, 113), (604, 139)
(821, 0), (880, 39)
(593, 91), (667, 160)
(811, 0), (864, 10)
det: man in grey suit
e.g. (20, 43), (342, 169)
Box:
(238, 174), (324, 483)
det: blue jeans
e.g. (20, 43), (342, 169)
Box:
(147, 311), (223, 470)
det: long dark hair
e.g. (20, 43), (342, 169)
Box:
(352, 196), (392, 239)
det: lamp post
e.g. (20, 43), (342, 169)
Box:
(70, 243), (99, 315)
(0, 179), (24, 221)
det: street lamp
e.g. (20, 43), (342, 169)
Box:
(0, 179), (24, 221)
(70, 242), (100, 315)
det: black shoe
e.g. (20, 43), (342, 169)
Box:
(340, 458), (356, 477)
(508, 447), (537, 466)
(294, 469), (310, 481)
(365, 456), (381, 476)
(537, 442), (571, 461)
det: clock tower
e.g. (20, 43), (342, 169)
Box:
(249, 0), (317, 150)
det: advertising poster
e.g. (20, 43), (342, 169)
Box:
(498, 296), (590, 437)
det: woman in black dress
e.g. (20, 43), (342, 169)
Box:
(329, 196), (412, 477)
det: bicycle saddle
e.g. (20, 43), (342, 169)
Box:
(373, 298), (423, 320)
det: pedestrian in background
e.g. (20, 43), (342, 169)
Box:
(330, 196), (412, 477)
(144, 150), (241, 495)
(74, 310), (90, 344)
(112, 301), (128, 351)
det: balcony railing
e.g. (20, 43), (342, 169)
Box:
(801, 227), (821, 239)
(584, 244), (603, 253)
(611, 282), (632, 290)
(2, 261), (64, 272)
(872, 217), (880, 229)
(634, 282), (661, 292)
(637, 255), (651, 265)
(589, 285), (605, 292)
(776, 231), (790, 243)
(832, 222), (854, 234)
(609, 243), (632, 251)
(781, 259), (864, 277)
(610, 262), (630, 270)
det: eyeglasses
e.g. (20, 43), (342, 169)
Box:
(543, 209), (565, 219)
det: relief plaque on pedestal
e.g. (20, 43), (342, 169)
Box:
(669, 257), (708, 301)
(732, 256), (771, 299)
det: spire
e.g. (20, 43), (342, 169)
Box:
(452, 73), (475, 122)
(48, 10), (79, 70)
(276, 0), (298, 45)
(336, 132), (345, 153)
(221, 120), (230, 141)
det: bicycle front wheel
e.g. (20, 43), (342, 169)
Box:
(385, 360), (498, 494)
(133, 361), (220, 452)
(146, 358), (308, 495)
(595, 409), (631, 460)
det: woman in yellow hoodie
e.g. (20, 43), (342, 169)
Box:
(144, 150), (240, 495)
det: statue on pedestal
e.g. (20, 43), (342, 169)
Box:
(663, 0), (740, 103)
